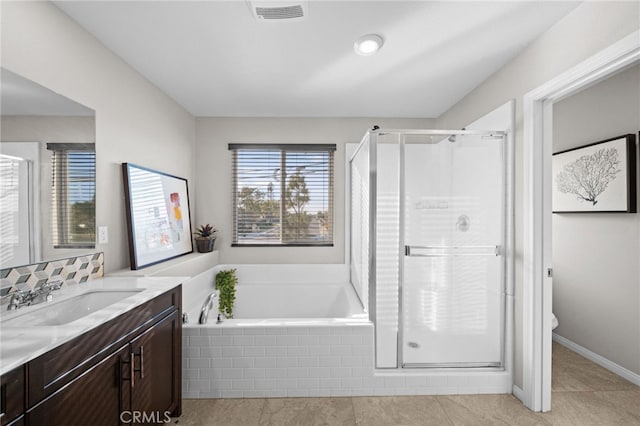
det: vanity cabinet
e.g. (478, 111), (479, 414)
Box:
(0, 366), (25, 426)
(22, 285), (182, 425)
(27, 346), (129, 426)
(130, 309), (181, 418)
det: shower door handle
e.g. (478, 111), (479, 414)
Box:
(404, 245), (501, 257)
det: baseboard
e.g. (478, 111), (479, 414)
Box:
(552, 333), (640, 386)
(512, 384), (524, 402)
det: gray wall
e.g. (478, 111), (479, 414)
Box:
(1, 1), (196, 272)
(195, 117), (431, 264)
(552, 64), (640, 375)
(434, 2), (640, 388)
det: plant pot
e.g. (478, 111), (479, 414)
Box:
(195, 237), (216, 253)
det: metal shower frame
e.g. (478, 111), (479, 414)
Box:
(349, 127), (513, 370)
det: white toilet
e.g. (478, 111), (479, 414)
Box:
(551, 313), (559, 330)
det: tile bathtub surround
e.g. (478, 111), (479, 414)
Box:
(0, 252), (104, 300)
(182, 324), (511, 398)
(182, 325), (375, 399)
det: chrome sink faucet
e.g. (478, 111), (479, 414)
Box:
(7, 289), (34, 311)
(32, 280), (63, 304)
(6, 280), (63, 310)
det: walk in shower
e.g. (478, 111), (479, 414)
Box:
(350, 128), (511, 369)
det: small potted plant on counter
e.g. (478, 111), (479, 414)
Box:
(193, 224), (217, 253)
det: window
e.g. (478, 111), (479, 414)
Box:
(229, 144), (335, 246)
(48, 143), (96, 248)
(0, 154), (29, 267)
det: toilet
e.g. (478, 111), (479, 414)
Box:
(552, 313), (559, 330)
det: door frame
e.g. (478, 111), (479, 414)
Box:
(522, 30), (640, 412)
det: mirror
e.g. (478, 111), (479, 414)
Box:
(0, 68), (96, 269)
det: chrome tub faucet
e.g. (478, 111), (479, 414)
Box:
(199, 291), (219, 324)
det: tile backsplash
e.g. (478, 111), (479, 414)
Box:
(0, 253), (104, 300)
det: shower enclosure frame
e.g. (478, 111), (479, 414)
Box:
(350, 127), (514, 371)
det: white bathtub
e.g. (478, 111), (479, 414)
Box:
(182, 264), (367, 324)
(181, 264), (375, 398)
(181, 264), (511, 399)
(186, 284), (366, 325)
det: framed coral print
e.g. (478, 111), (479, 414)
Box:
(122, 163), (193, 269)
(552, 134), (637, 213)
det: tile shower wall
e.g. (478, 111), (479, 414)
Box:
(182, 324), (510, 398)
(0, 252), (104, 299)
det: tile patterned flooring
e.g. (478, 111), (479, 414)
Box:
(173, 342), (640, 425)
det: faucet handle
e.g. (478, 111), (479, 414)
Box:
(13, 289), (31, 299)
(7, 289), (32, 310)
(48, 280), (63, 290)
(36, 280), (63, 293)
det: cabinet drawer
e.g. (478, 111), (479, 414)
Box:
(0, 367), (24, 426)
(28, 286), (181, 406)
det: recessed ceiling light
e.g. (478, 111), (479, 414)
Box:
(354, 34), (384, 56)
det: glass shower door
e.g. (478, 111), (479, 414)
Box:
(401, 134), (505, 367)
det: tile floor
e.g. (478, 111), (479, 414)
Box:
(173, 342), (640, 425)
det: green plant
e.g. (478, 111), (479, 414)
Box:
(194, 224), (217, 239)
(215, 269), (237, 318)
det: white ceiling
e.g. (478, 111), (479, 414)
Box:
(54, 1), (579, 118)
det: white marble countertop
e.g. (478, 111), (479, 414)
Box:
(0, 276), (185, 376)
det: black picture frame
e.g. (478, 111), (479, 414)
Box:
(122, 163), (193, 269)
(552, 134), (637, 213)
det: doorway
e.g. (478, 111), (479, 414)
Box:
(522, 30), (640, 412)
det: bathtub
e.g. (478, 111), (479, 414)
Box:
(192, 282), (365, 323)
(181, 264), (511, 398)
(182, 264), (375, 398)
(182, 264), (367, 324)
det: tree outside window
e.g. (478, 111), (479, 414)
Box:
(230, 144), (335, 246)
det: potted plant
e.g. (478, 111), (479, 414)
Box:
(193, 224), (217, 253)
(215, 269), (237, 318)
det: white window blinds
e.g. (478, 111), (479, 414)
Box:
(229, 144), (335, 246)
(48, 143), (96, 248)
(0, 155), (26, 266)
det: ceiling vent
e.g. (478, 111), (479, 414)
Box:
(249, 1), (308, 21)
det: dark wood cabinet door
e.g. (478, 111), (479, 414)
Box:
(27, 345), (129, 426)
(5, 416), (24, 426)
(27, 288), (179, 406)
(1, 366), (24, 426)
(130, 309), (181, 421)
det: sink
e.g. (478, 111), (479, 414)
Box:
(1, 289), (144, 327)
